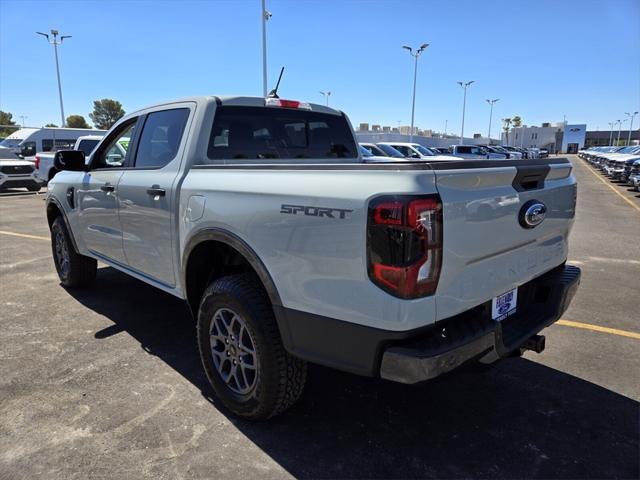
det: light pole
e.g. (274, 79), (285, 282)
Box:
(319, 91), (331, 106)
(444, 119), (448, 136)
(261, 0), (272, 97)
(457, 80), (474, 144)
(37, 30), (70, 128)
(625, 111), (638, 145)
(616, 119), (627, 146)
(486, 98), (499, 143)
(402, 43), (429, 142)
(19, 115), (28, 127)
(608, 122), (614, 145)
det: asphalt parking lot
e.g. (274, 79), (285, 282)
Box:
(0, 156), (638, 480)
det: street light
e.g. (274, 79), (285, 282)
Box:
(402, 43), (429, 142)
(486, 99), (499, 143)
(37, 29), (70, 128)
(319, 91), (331, 106)
(457, 80), (474, 144)
(608, 122), (614, 146)
(261, 0), (272, 97)
(616, 119), (627, 146)
(625, 111), (638, 146)
(19, 115), (28, 127)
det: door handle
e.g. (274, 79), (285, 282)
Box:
(100, 184), (115, 193)
(146, 185), (166, 197)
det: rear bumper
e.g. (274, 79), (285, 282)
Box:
(379, 264), (581, 384)
(275, 264), (581, 381)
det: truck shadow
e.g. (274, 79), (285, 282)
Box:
(70, 267), (639, 479)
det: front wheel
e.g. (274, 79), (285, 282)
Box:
(51, 217), (97, 288)
(197, 273), (306, 420)
(27, 185), (42, 192)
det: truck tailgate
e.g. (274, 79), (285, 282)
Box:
(433, 160), (576, 321)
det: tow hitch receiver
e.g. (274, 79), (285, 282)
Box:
(522, 334), (546, 354)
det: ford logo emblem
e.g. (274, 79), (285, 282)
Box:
(519, 200), (547, 229)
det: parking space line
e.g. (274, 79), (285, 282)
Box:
(0, 230), (49, 242)
(557, 319), (640, 340)
(580, 161), (640, 212)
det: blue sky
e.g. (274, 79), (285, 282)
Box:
(1, 0), (639, 135)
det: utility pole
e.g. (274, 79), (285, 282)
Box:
(261, 0), (272, 97)
(444, 119), (448, 136)
(402, 43), (429, 142)
(457, 81), (474, 144)
(37, 29), (71, 128)
(486, 99), (499, 143)
(625, 111), (638, 146)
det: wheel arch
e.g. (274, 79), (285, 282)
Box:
(46, 197), (79, 252)
(182, 228), (283, 318)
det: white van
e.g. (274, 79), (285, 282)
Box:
(16, 127), (107, 158)
(0, 128), (39, 158)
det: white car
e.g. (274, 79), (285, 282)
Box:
(378, 142), (462, 161)
(0, 159), (41, 192)
(450, 145), (507, 160)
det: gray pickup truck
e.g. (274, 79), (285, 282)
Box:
(45, 96), (580, 419)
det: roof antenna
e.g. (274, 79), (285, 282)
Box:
(268, 67), (284, 98)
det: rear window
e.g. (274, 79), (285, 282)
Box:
(203, 106), (357, 162)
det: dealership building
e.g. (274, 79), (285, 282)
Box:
(501, 123), (587, 154)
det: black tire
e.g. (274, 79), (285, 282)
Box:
(27, 185), (41, 192)
(51, 216), (97, 288)
(197, 273), (306, 420)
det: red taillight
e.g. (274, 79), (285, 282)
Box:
(265, 98), (312, 109)
(34, 155), (40, 170)
(367, 195), (442, 299)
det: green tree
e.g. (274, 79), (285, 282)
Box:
(502, 118), (512, 145)
(45, 123), (58, 127)
(89, 99), (125, 130)
(0, 110), (18, 137)
(66, 115), (90, 129)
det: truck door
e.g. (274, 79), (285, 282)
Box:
(116, 106), (192, 287)
(76, 118), (138, 265)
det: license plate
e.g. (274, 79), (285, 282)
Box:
(492, 287), (518, 322)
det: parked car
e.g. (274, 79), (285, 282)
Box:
(450, 145), (506, 159)
(432, 147), (452, 155)
(483, 145), (521, 159)
(359, 145), (406, 163)
(378, 142), (462, 160)
(620, 158), (640, 183)
(0, 159), (41, 192)
(359, 142), (404, 158)
(45, 95), (580, 420)
(628, 160), (640, 191)
(35, 135), (104, 183)
(539, 149), (549, 158)
(499, 145), (524, 159)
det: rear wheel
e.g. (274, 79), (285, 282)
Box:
(197, 273), (306, 420)
(51, 217), (97, 288)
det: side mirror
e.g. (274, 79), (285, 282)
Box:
(54, 150), (86, 171)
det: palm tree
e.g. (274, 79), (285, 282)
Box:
(512, 116), (522, 146)
(502, 118), (512, 145)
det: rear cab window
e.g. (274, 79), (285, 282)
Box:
(202, 106), (357, 162)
